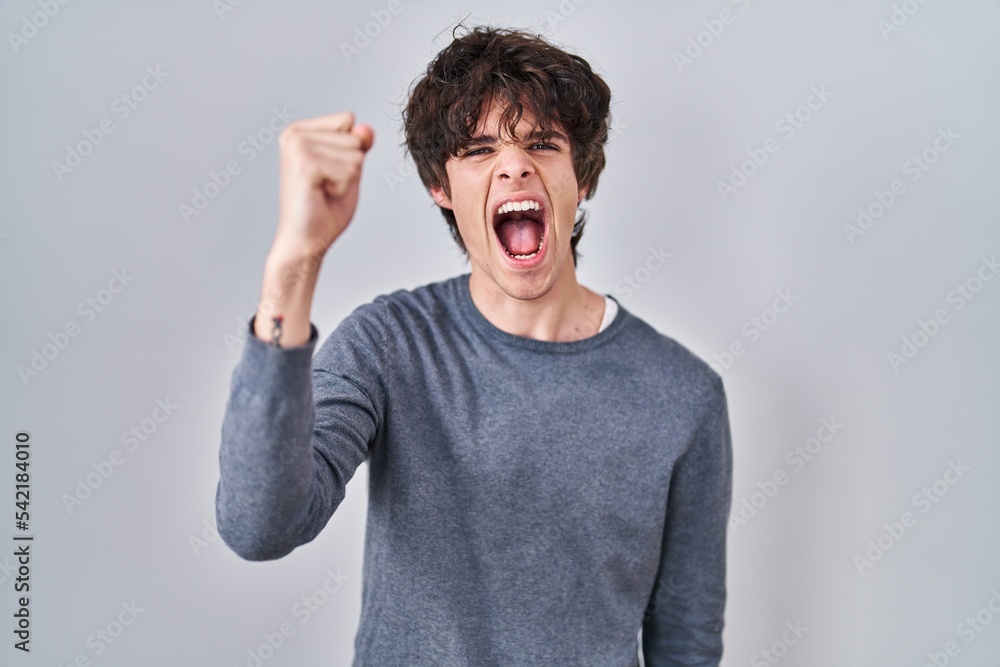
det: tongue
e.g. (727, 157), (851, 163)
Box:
(497, 218), (542, 256)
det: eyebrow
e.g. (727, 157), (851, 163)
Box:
(462, 129), (569, 149)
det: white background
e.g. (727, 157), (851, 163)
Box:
(2, 1), (999, 665)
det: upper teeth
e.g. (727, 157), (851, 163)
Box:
(497, 200), (541, 215)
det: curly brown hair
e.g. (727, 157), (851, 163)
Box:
(402, 24), (612, 266)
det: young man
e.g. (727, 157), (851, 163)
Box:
(216, 25), (732, 666)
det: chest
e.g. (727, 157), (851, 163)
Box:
(383, 348), (694, 527)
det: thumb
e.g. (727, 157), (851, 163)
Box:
(352, 123), (375, 152)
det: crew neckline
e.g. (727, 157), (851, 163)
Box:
(454, 273), (626, 353)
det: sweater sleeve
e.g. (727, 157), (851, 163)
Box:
(214, 305), (387, 561)
(642, 382), (733, 666)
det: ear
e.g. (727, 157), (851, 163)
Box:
(430, 184), (453, 210)
(577, 184), (589, 204)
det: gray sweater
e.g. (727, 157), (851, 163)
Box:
(216, 273), (732, 666)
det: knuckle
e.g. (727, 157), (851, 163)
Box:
(279, 128), (299, 150)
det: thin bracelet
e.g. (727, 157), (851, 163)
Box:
(270, 315), (284, 349)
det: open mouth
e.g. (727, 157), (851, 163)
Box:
(491, 197), (547, 261)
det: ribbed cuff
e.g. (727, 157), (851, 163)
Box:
(229, 314), (320, 401)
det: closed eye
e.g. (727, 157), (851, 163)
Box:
(463, 147), (490, 157)
(461, 142), (561, 158)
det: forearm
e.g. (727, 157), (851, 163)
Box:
(216, 316), (321, 561)
(253, 245), (323, 348)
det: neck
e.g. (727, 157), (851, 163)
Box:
(467, 263), (605, 343)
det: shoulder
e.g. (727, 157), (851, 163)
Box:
(613, 303), (725, 411)
(367, 274), (461, 330)
(373, 274), (458, 312)
(314, 275), (461, 360)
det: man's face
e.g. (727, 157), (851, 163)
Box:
(430, 100), (588, 301)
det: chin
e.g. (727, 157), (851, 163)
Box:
(488, 255), (566, 302)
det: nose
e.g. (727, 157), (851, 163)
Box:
(494, 144), (535, 181)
